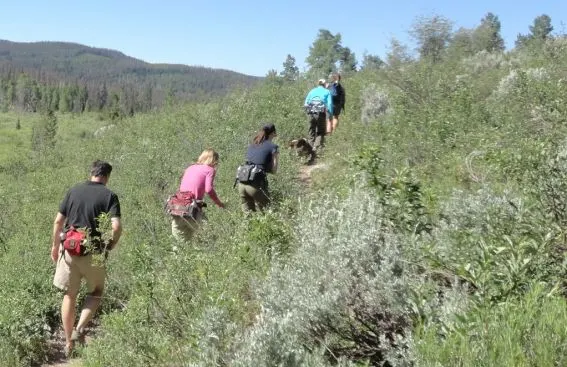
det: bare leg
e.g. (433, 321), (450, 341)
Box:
(75, 288), (103, 334)
(326, 119), (332, 135)
(332, 116), (339, 133)
(61, 293), (77, 349)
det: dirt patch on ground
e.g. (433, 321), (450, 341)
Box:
(298, 162), (329, 186)
(42, 326), (97, 367)
(42, 328), (70, 367)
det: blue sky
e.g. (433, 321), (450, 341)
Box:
(0, 1), (565, 76)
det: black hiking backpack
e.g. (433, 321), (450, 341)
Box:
(305, 99), (326, 119)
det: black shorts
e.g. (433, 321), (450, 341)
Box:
(333, 106), (342, 117)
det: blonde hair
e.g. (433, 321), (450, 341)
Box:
(197, 148), (219, 166)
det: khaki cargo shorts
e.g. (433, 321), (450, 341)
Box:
(53, 248), (106, 295)
(171, 209), (203, 242)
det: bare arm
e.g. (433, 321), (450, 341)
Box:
(111, 217), (122, 249)
(205, 169), (225, 208)
(271, 152), (279, 174)
(51, 212), (66, 263)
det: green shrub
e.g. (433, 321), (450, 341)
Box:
(417, 285), (567, 367)
(420, 187), (560, 305)
(352, 145), (432, 234)
(229, 190), (421, 366)
(2, 25), (567, 366)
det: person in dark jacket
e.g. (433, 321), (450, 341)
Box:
(328, 72), (346, 134)
(237, 123), (279, 212)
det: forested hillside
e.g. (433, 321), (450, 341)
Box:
(0, 40), (261, 115)
(1, 12), (567, 367)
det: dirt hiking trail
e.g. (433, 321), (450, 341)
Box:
(42, 327), (97, 367)
(298, 162), (329, 186)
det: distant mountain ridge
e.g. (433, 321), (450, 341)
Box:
(0, 40), (261, 112)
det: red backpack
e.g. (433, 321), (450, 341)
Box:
(165, 191), (199, 218)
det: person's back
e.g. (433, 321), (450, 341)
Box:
(330, 82), (345, 109)
(170, 149), (225, 242)
(60, 181), (120, 240)
(305, 84), (333, 116)
(328, 72), (345, 134)
(246, 140), (278, 173)
(304, 79), (332, 152)
(179, 163), (218, 200)
(51, 160), (122, 358)
(237, 123), (279, 212)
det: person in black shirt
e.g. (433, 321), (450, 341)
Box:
(328, 72), (346, 134)
(51, 160), (122, 357)
(237, 123), (279, 212)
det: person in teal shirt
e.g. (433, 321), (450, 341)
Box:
(304, 79), (333, 153)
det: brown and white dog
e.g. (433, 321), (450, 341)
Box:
(288, 138), (315, 164)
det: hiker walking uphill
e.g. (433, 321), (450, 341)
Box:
(168, 148), (226, 242)
(236, 123), (279, 212)
(328, 72), (345, 135)
(51, 160), (122, 358)
(304, 79), (333, 152)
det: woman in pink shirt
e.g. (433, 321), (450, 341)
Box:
(172, 148), (225, 241)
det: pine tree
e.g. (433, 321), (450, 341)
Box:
(339, 47), (357, 72)
(409, 14), (453, 63)
(108, 92), (122, 120)
(96, 83), (108, 112)
(142, 83), (153, 112)
(516, 15), (553, 48)
(77, 85), (88, 113)
(280, 54), (299, 81)
(472, 13), (505, 52)
(50, 87), (60, 111)
(360, 53), (385, 71)
(31, 109), (57, 151)
(306, 29), (344, 77)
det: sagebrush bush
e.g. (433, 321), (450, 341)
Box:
(420, 186), (560, 305)
(534, 138), (567, 231)
(493, 67), (550, 98)
(229, 190), (420, 366)
(543, 36), (567, 62)
(360, 83), (391, 124)
(494, 69), (520, 97)
(461, 50), (514, 73)
(417, 285), (567, 367)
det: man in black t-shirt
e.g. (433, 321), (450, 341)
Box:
(51, 160), (122, 357)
